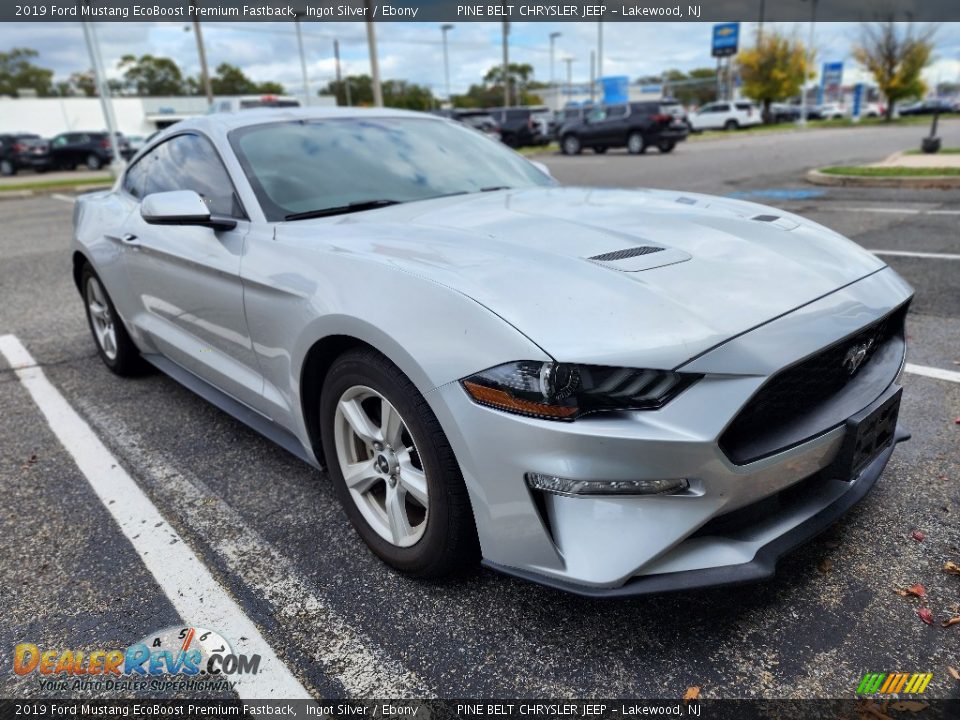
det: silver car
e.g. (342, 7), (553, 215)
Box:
(72, 108), (912, 595)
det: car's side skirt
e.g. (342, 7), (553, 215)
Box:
(142, 353), (319, 469)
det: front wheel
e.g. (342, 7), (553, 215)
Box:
(320, 349), (479, 578)
(0, 159), (15, 176)
(561, 134), (582, 155)
(86, 153), (102, 170)
(627, 132), (646, 154)
(81, 265), (149, 376)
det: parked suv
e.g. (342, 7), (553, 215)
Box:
(689, 101), (762, 131)
(0, 133), (50, 176)
(558, 102), (689, 155)
(486, 106), (553, 147)
(49, 131), (131, 170)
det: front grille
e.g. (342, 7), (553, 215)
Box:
(720, 305), (907, 464)
(590, 246), (664, 262)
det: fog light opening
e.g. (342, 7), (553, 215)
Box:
(525, 473), (689, 497)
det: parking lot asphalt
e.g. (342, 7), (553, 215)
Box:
(1, 122), (958, 700)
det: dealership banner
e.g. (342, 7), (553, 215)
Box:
(3, 699), (960, 719)
(4, 0), (960, 22)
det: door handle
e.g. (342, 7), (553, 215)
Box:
(122, 233), (138, 244)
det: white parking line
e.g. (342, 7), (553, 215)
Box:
(0, 334), (312, 701)
(51, 193), (76, 204)
(870, 249), (960, 261)
(827, 207), (960, 216)
(906, 363), (960, 384)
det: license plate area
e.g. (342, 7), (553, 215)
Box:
(830, 388), (901, 481)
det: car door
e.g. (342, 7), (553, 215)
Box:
(118, 132), (263, 408)
(693, 103), (721, 130)
(599, 104), (630, 145)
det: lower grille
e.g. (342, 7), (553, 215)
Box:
(720, 304), (907, 464)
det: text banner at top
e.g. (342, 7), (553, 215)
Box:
(5, 0), (960, 23)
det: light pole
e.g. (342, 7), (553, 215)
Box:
(799, 0), (818, 125)
(501, 19), (510, 106)
(365, 0), (383, 107)
(80, 18), (123, 175)
(563, 56), (575, 103)
(294, 17), (310, 106)
(549, 31), (561, 109)
(189, 0), (213, 107)
(440, 24), (454, 103)
(597, 22), (603, 82)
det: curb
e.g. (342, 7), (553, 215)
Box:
(806, 169), (960, 189)
(0, 183), (112, 201)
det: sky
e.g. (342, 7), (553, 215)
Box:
(2, 21), (959, 99)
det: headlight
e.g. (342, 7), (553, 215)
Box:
(461, 361), (700, 421)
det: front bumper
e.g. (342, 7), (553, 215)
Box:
(426, 267), (914, 593)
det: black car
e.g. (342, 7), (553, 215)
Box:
(49, 131), (132, 171)
(486, 106), (553, 148)
(769, 103), (802, 123)
(558, 102), (689, 155)
(454, 110), (502, 141)
(0, 133), (50, 176)
(898, 99), (955, 116)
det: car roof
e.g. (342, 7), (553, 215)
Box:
(179, 106), (437, 134)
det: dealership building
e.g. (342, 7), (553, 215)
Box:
(0, 94), (336, 138)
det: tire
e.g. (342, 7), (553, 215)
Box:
(561, 134), (582, 155)
(627, 132), (646, 155)
(724, 119), (739, 131)
(658, 141), (676, 153)
(593, 146), (608, 154)
(86, 154), (102, 171)
(81, 264), (150, 376)
(320, 348), (479, 578)
(0, 159), (15, 176)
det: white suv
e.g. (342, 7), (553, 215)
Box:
(689, 101), (762, 131)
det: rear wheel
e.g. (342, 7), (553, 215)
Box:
(320, 349), (479, 577)
(627, 132), (646, 154)
(561, 134), (582, 155)
(0, 159), (15, 176)
(724, 119), (739, 131)
(658, 140), (676, 153)
(86, 154), (102, 170)
(81, 265), (149, 376)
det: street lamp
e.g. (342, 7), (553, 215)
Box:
(440, 24), (454, 103)
(563, 56), (575, 102)
(550, 32), (563, 94)
(294, 15), (310, 106)
(799, 0), (818, 126)
(365, 0), (383, 107)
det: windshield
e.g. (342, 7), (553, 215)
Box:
(230, 116), (554, 221)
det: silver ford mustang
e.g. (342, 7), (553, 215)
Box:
(72, 108), (912, 595)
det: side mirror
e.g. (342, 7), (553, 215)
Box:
(141, 190), (236, 231)
(530, 160), (552, 178)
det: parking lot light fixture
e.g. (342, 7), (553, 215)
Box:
(549, 31), (562, 102)
(441, 24), (454, 102)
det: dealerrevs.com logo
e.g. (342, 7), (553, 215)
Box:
(13, 626), (260, 693)
(856, 672), (934, 695)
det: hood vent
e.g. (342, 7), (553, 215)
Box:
(751, 213), (800, 231)
(590, 246), (664, 262)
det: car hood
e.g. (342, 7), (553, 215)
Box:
(279, 187), (886, 369)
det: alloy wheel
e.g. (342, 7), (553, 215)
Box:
(86, 276), (117, 360)
(333, 385), (429, 547)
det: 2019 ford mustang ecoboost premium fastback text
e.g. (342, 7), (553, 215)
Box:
(72, 108), (912, 595)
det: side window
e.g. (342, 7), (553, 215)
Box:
(699, 104), (717, 113)
(735, 102), (752, 111)
(143, 134), (242, 217)
(606, 105), (627, 118)
(122, 157), (148, 199)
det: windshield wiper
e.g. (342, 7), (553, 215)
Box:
(284, 199), (401, 221)
(480, 186), (512, 192)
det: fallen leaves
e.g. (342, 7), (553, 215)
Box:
(944, 561), (960, 575)
(682, 686), (700, 701)
(21, 452), (38, 470)
(917, 607), (934, 625)
(911, 530), (925, 542)
(894, 583), (927, 599)
(949, 666), (960, 682)
(942, 615), (960, 628)
(818, 557), (834, 573)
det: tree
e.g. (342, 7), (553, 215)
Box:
(117, 54), (185, 96)
(853, 21), (935, 121)
(210, 63), (285, 96)
(660, 67), (720, 108)
(737, 31), (811, 122)
(0, 48), (54, 97)
(69, 70), (97, 97)
(481, 63), (543, 106)
(322, 75), (435, 110)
